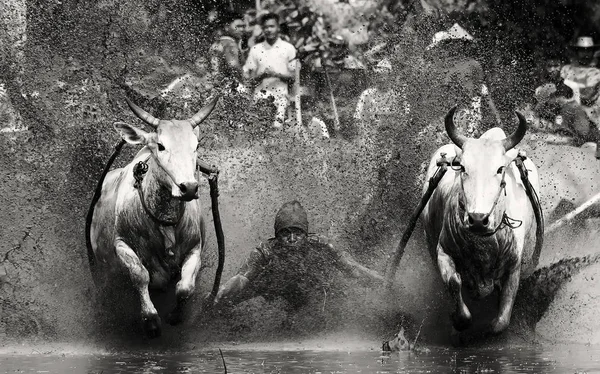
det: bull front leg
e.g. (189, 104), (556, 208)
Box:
(115, 238), (161, 338)
(437, 243), (472, 331)
(491, 264), (521, 334)
(167, 244), (202, 325)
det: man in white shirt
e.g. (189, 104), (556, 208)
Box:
(243, 12), (297, 129)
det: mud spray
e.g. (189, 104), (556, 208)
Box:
(1, 0), (599, 353)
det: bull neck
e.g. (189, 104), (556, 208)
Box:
(141, 157), (186, 226)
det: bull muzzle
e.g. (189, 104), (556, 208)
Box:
(176, 181), (199, 201)
(466, 212), (489, 231)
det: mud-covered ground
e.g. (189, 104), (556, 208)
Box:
(1, 0), (599, 351)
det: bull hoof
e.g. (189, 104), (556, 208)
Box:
(450, 328), (465, 347)
(142, 314), (162, 338)
(490, 315), (509, 334)
(451, 309), (472, 331)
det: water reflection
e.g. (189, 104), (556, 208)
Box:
(1, 346), (599, 373)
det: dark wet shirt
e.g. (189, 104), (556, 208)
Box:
(236, 234), (346, 309)
(209, 34), (243, 88)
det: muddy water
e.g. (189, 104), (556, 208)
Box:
(1, 345), (599, 373)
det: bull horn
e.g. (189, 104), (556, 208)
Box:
(444, 106), (468, 148)
(501, 111), (528, 151)
(189, 96), (220, 128)
(125, 97), (160, 129)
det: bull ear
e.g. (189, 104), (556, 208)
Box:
(114, 122), (149, 145)
(189, 96), (220, 128)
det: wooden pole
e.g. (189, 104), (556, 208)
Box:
(323, 65), (340, 132)
(546, 191), (600, 234)
(294, 60), (302, 127)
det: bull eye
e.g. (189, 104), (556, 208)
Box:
(497, 166), (505, 174)
(157, 143), (165, 152)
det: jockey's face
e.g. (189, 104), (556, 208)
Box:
(277, 227), (307, 247)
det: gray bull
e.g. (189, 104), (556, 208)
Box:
(89, 97), (218, 338)
(421, 108), (540, 337)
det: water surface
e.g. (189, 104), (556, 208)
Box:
(2, 345), (599, 373)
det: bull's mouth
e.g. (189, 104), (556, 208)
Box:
(467, 225), (496, 236)
(177, 193), (199, 202)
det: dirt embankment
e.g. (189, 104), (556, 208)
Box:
(0, 0), (599, 350)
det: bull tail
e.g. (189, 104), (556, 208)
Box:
(85, 139), (127, 282)
(516, 252), (600, 328)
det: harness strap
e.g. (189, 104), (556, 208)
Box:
(515, 152), (545, 269)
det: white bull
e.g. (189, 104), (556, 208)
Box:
(88, 96), (218, 338)
(421, 107), (541, 338)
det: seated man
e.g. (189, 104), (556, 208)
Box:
(534, 36), (600, 158)
(213, 200), (384, 310)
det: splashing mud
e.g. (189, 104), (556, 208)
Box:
(0, 0), (599, 361)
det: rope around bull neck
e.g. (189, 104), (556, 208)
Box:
(133, 157), (186, 227)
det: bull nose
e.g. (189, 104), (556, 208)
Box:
(466, 213), (489, 230)
(179, 181), (199, 200)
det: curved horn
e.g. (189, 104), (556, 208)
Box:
(501, 111), (528, 151)
(444, 106), (468, 148)
(189, 96), (220, 128)
(125, 97), (160, 129)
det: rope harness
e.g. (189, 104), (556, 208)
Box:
(385, 151), (545, 289)
(133, 158), (185, 227)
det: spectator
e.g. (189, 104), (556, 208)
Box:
(243, 12), (297, 129)
(424, 23), (501, 137)
(208, 10), (248, 94)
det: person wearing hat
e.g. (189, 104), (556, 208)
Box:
(353, 57), (411, 133)
(424, 23), (501, 137)
(213, 200), (383, 310)
(554, 36), (600, 157)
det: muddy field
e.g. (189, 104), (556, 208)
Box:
(1, 0), (600, 352)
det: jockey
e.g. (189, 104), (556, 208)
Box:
(213, 200), (383, 311)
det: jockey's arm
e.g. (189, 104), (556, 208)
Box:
(213, 248), (266, 306)
(324, 241), (384, 286)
